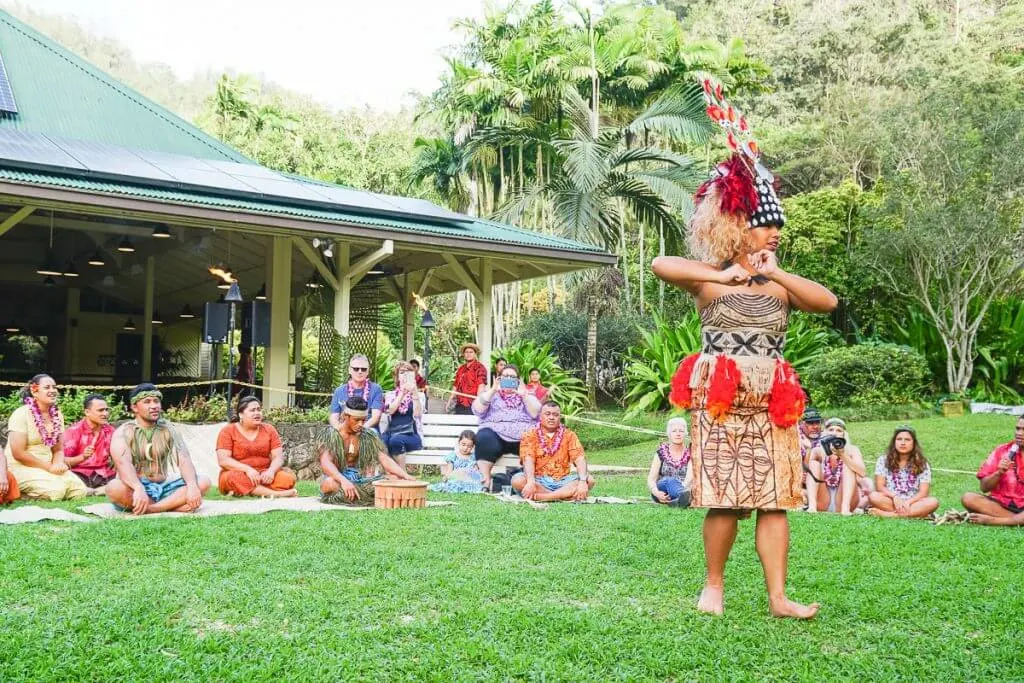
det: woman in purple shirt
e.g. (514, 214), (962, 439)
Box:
(472, 364), (542, 489)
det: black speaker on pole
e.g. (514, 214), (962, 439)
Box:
(203, 302), (230, 343)
(241, 301), (270, 347)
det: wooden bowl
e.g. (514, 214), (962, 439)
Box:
(372, 479), (428, 509)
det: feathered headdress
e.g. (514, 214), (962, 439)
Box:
(695, 79), (784, 229)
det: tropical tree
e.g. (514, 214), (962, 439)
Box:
(571, 267), (626, 408)
(490, 84), (713, 248)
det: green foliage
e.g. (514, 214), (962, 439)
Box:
(262, 404), (330, 425)
(513, 310), (648, 376)
(0, 389), (126, 424)
(802, 343), (932, 408)
(623, 311), (702, 416)
(372, 335), (401, 391)
(163, 394), (229, 424)
(973, 297), (1024, 403)
(624, 311), (834, 415)
(490, 340), (588, 415)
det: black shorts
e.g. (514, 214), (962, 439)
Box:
(995, 497), (1024, 514)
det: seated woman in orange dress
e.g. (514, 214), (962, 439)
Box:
(216, 396), (297, 498)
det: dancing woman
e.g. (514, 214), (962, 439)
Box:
(652, 81), (837, 619)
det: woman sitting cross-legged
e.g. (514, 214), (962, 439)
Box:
(380, 361), (424, 468)
(648, 417), (692, 507)
(868, 425), (939, 519)
(5, 374), (87, 501)
(430, 430), (485, 494)
(216, 396), (297, 498)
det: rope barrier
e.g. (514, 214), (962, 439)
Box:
(0, 377), (1001, 469)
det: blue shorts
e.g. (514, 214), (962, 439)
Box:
(537, 474), (580, 491)
(114, 477), (186, 510)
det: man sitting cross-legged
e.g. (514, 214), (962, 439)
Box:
(512, 400), (595, 502)
(962, 416), (1024, 526)
(318, 396), (415, 506)
(105, 383), (211, 515)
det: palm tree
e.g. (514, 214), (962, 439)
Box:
(408, 137), (472, 213)
(489, 83), (714, 249)
(571, 267), (625, 408)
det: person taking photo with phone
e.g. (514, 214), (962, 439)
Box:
(472, 364), (541, 490)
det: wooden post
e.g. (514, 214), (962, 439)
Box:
(264, 237), (291, 408)
(334, 241), (351, 337)
(142, 255), (155, 380)
(476, 259), (493, 379)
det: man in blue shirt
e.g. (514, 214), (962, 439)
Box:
(328, 353), (384, 434)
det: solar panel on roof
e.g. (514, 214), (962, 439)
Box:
(56, 138), (175, 183)
(0, 129), (87, 170)
(0, 129), (472, 228)
(0, 52), (18, 115)
(304, 184), (405, 214)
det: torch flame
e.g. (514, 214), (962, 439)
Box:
(411, 292), (429, 312)
(208, 265), (235, 284)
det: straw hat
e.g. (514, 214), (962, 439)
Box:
(459, 342), (481, 356)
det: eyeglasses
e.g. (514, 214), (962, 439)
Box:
(350, 367), (369, 372)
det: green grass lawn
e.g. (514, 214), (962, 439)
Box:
(2, 413), (1023, 681)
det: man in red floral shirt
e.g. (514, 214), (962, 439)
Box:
(447, 343), (487, 415)
(963, 416), (1024, 526)
(512, 401), (594, 502)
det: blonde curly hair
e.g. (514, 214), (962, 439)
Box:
(686, 185), (755, 265)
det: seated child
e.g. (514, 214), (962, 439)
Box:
(430, 430), (485, 494)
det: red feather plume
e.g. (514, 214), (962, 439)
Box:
(669, 353), (701, 410)
(716, 155), (758, 216)
(706, 356), (741, 422)
(768, 360), (806, 428)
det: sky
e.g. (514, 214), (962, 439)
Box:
(19, 0), (506, 111)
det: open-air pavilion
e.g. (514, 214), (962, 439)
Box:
(0, 11), (615, 406)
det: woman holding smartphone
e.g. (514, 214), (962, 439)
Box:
(381, 361), (424, 468)
(472, 364), (542, 489)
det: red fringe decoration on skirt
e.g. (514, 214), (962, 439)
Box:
(768, 360), (805, 428)
(706, 356), (741, 422)
(668, 353), (700, 410)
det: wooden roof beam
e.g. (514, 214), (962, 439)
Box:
(292, 237), (340, 290)
(0, 205), (36, 238)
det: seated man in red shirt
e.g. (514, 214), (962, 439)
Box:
(512, 400), (595, 502)
(962, 416), (1024, 526)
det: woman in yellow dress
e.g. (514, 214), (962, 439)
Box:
(5, 374), (87, 500)
(653, 81), (837, 619)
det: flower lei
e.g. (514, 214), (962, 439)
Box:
(25, 396), (63, 448)
(889, 466), (921, 499)
(537, 424), (566, 457)
(822, 456), (843, 489)
(392, 390), (413, 414)
(658, 442), (691, 469)
(347, 380), (370, 401)
(497, 390), (523, 411)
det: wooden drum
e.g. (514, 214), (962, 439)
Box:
(372, 479), (428, 509)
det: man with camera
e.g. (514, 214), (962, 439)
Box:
(805, 417), (868, 515)
(962, 416), (1024, 526)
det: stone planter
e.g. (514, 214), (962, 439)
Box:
(941, 400), (965, 417)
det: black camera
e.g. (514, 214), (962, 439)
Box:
(820, 435), (847, 456)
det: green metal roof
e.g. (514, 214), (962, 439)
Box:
(0, 11), (249, 162)
(0, 167), (608, 255)
(0, 9), (611, 260)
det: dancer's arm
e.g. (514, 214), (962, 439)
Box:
(651, 256), (750, 294)
(749, 250), (837, 313)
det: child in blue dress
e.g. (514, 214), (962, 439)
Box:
(431, 430), (485, 494)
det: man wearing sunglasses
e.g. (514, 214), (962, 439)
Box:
(329, 354), (385, 434)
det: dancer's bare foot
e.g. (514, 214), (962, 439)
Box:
(697, 584), (724, 615)
(769, 597), (820, 620)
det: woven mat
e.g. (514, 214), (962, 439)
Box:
(491, 493), (640, 510)
(81, 497), (455, 520)
(0, 505), (97, 525)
